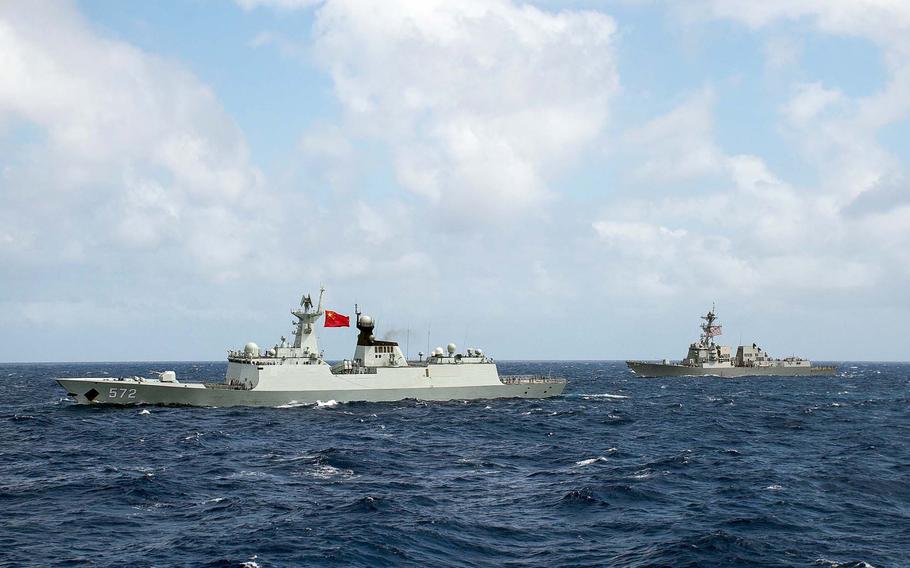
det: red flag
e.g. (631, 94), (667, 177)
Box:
(324, 310), (350, 328)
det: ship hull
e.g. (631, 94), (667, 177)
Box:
(56, 377), (565, 407)
(626, 361), (837, 378)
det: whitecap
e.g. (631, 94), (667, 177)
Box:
(229, 471), (268, 479)
(138, 409), (151, 415)
(306, 464), (354, 479)
(765, 484), (784, 491)
(574, 456), (608, 467)
(814, 559), (877, 568)
(583, 393), (629, 399)
(316, 399), (338, 408)
(275, 453), (317, 463)
(275, 400), (313, 409)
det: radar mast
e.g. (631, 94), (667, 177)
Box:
(699, 303), (722, 347)
(292, 286), (324, 349)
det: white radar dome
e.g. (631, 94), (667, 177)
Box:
(447, 343), (457, 355)
(244, 342), (260, 356)
(434, 346), (444, 356)
(359, 315), (373, 326)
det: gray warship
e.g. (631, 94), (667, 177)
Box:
(626, 306), (837, 378)
(57, 289), (566, 406)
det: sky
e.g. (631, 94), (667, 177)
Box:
(1, 0), (908, 362)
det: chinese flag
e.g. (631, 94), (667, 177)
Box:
(324, 310), (350, 328)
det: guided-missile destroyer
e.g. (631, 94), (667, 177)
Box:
(626, 306), (837, 378)
(57, 289), (566, 406)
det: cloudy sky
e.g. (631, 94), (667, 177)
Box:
(1, 0), (908, 362)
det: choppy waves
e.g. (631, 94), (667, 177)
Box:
(1, 361), (907, 567)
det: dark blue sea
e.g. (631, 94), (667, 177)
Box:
(1, 361), (908, 567)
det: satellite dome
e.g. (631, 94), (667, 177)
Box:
(244, 342), (259, 356)
(447, 343), (457, 355)
(434, 346), (444, 356)
(359, 315), (373, 327)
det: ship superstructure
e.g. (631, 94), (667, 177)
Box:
(626, 306), (836, 378)
(57, 289), (566, 406)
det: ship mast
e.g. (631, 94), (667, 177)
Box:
(292, 286), (325, 349)
(699, 303), (721, 347)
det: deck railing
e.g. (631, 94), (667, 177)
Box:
(499, 375), (566, 384)
(204, 383), (251, 390)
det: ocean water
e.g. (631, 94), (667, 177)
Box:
(1, 361), (908, 567)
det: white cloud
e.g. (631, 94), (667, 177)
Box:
(763, 35), (802, 72)
(711, 2), (910, 211)
(621, 89), (725, 184)
(783, 82), (845, 125)
(598, 0), (908, 308)
(0, 1), (273, 279)
(593, 95), (887, 300)
(309, 0), (619, 220)
(694, 0), (910, 45)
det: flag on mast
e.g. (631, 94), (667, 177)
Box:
(324, 310), (350, 328)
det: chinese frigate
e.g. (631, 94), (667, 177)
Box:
(626, 306), (837, 378)
(56, 289), (566, 406)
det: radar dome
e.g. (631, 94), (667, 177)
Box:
(434, 346), (444, 356)
(447, 343), (457, 355)
(244, 342), (260, 356)
(359, 315), (373, 327)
